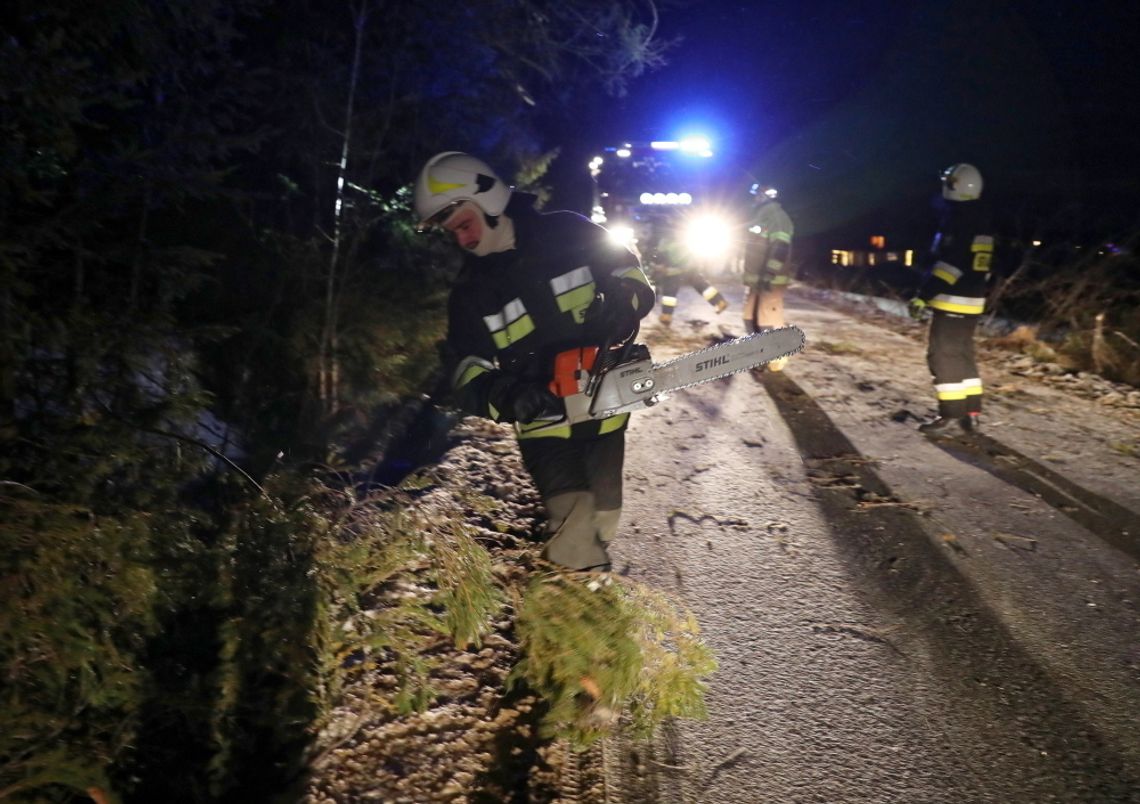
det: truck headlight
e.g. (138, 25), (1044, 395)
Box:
(682, 214), (732, 259)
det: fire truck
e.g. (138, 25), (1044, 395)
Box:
(587, 137), (744, 277)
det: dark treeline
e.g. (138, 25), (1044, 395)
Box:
(1, 0), (666, 474)
(0, 2), (670, 801)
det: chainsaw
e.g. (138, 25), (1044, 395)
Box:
(528, 325), (806, 432)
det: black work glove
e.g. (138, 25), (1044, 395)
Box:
(585, 292), (639, 343)
(505, 381), (562, 424)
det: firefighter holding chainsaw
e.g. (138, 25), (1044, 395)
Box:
(415, 152), (654, 572)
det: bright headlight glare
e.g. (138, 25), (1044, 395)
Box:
(638, 191), (693, 206)
(683, 215), (732, 258)
(607, 224), (636, 249)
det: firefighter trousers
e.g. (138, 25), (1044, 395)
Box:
(658, 270), (726, 321)
(743, 284), (786, 333)
(927, 310), (983, 418)
(743, 284), (792, 371)
(518, 429), (625, 571)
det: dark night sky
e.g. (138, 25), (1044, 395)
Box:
(574, 0), (1138, 244)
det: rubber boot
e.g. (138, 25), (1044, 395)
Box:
(918, 416), (972, 436)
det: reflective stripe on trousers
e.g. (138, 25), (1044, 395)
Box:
(927, 310), (982, 418)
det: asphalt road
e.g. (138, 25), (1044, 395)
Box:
(607, 286), (1140, 804)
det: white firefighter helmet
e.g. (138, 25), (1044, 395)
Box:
(941, 163), (983, 201)
(750, 183), (778, 201)
(414, 152), (511, 226)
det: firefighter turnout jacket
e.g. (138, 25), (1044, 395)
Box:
(916, 200), (994, 315)
(743, 199), (794, 289)
(446, 192), (655, 440)
(916, 198), (996, 420)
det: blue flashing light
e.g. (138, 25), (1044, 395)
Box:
(646, 135), (715, 158)
(679, 136), (711, 154)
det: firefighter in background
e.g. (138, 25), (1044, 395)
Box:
(644, 227), (728, 326)
(414, 152), (654, 571)
(742, 184), (795, 370)
(908, 163), (995, 435)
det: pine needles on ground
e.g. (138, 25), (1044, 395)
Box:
(1, 448), (719, 798)
(309, 482), (506, 726)
(623, 583), (719, 739)
(431, 520), (503, 650)
(510, 571), (717, 749)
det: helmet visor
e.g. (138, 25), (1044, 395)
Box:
(417, 200), (465, 232)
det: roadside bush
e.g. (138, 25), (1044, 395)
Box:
(0, 495), (163, 802)
(0, 467), (514, 802)
(990, 236), (1140, 386)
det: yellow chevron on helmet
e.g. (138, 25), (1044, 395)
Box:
(414, 151), (511, 225)
(427, 177), (465, 194)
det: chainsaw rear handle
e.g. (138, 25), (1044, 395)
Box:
(548, 346), (599, 398)
(539, 337), (655, 428)
(586, 321), (640, 396)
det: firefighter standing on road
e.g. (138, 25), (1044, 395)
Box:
(645, 229), (728, 326)
(415, 152), (654, 571)
(909, 163), (995, 435)
(742, 184), (795, 370)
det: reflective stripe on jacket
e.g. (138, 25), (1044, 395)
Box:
(743, 200), (794, 287)
(445, 192), (654, 439)
(919, 202), (994, 317)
